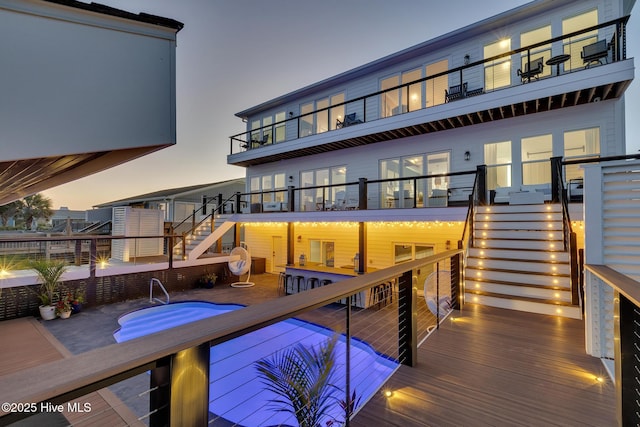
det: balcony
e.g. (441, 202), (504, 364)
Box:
(228, 17), (633, 168)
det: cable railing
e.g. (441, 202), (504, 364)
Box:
(229, 16), (630, 155)
(0, 250), (462, 426)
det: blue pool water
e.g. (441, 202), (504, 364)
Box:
(114, 301), (399, 426)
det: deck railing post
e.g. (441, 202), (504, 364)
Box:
(451, 252), (463, 310)
(235, 191), (241, 214)
(570, 232), (579, 305)
(358, 178), (368, 210)
(550, 156), (563, 203)
(150, 343), (210, 427)
(476, 165), (487, 205)
(288, 186), (295, 212)
(398, 269), (417, 367)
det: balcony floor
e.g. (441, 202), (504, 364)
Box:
(0, 274), (615, 426)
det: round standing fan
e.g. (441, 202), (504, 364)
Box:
(424, 270), (452, 318)
(229, 243), (254, 288)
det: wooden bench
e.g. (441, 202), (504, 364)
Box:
(581, 40), (609, 67)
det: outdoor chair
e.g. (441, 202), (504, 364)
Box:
(581, 40), (609, 67)
(336, 112), (362, 128)
(445, 82), (467, 102)
(517, 57), (544, 83)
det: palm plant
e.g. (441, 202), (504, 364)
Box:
(255, 335), (339, 427)
(30, 259), (67, 306)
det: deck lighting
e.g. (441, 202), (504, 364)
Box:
(0, 268), (7, 276)
(383, 389), (393, 398)
(595, 376), (604, 383)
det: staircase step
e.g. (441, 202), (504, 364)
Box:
(476, 212), (563, 222)
(465, 279), (572, 301)
(474, 238), (565, 251)
(474, 229), (563, 240)
(468, 247), (569, 262)
(475, 220), (562, 231)
(464, 291), (581, 319)
(465, 268), (571, 289)
(467, 261), (568, 276)
(477, 204), (560, 214)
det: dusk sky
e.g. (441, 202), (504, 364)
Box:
(42, 0), (640, 210)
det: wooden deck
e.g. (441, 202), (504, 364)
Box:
(353, 303), (616, 427)
(0, 273), (615, 426)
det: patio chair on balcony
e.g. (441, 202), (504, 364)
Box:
(336, 113), (362, 128)
(445, 82), (467, 102)
(581, 40), (609, 68)
(517, 57), (544, 83)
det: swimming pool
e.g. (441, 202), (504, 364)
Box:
(114, 301), (399, 426)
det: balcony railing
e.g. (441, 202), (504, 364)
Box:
(0, 250), (462, 426)
(229, 16), (629, 155)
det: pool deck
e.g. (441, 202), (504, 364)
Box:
(0, 273), (616, 426)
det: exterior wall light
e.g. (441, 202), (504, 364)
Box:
(464, 54), (470, 65)
(464, 151), (471, 161)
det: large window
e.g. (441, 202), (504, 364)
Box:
(300, 166), (346, 211)
(250, 111), (286, 146)
(522, 134), (552, 185)
(520, 26), (552, 79)
(250, 173), (286, 206)
(563, 9), (598, 71)
(426, 60), (448, 107)
(299, 93), (345, 137)
(564, 127), (600, 180)
(485, 141), (512, 189)
(484, 39), (511, 90)
(381, 68), (422, 118)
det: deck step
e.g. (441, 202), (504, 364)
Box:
(468, 247), (569, 262)
(465, 266), (570, 285)
(475, 212), (563, 222)
(464, 291), (581, 319)
(475, 221), (563, 231)
(474, 229), (563, 240)
(477, 204), (560, 214)
(465, 279), (571, 301)
(473, 238), (564, 251)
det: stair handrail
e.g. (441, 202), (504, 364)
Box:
(460, 168), (480, 251)
(149, 278), (170, 305)
(552, 157), (580, 305)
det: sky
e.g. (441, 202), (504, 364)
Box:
(41, 0), (640, 210)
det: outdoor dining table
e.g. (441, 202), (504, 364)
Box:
(546, 54), (571, 76)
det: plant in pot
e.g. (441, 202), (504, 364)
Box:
(70, 288), (85, 314)
(30, 259), (67, 320)
(55, 289), (73, 319)
(199, 271), (218, 289)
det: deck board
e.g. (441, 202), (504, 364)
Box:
(352, 304), (616, 426)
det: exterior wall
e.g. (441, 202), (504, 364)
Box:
(243, 221), (463, 274)
(0, 0), (178, 161)
(247, 100), (622, 197)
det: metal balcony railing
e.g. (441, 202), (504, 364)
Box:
(229, 16), (629, 155)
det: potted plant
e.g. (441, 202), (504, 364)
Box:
(70, 288), (85, 314)
(199, 271), (218, 289)
(30, 259), (67, 320)
(56, 292), (73, 319)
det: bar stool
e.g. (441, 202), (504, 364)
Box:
(294, 275), (306, 293)
(284, 274), (294, 295)
(278, 272), (287, 295)
(306, 277), (319, 290)
(320, 279), (332, 287)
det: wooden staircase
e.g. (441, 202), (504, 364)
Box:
(465, 204), (581, 319)
(173, 219), (235, 260)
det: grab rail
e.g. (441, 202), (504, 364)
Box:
(149, 278), (169, 305)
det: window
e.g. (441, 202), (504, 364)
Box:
(309, 240), (335, 266)
(564, 128), (600, 180)
(484, 141), (512, 189)
(563, 9), (598, 71)
(520, 26), (552, 79)
(426, 60), (448, 107)
(484, 39), (511, 90)
(299, 93), (345, 137)
(381, 68), (422, 118)
(522, 134), (552, 185)
(249, 173), (287, 206)
(300, 166), (346, 211)
(250, 111), (286, 146)
(427, 152), (450, 206)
